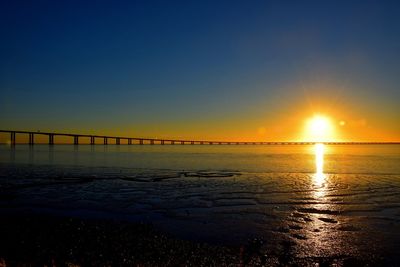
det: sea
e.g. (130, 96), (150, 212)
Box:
(1, 144), (400, 261)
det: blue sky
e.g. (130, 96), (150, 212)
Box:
(1, 0), (399, 140)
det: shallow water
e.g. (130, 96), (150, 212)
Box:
(1, 144), (400, 261)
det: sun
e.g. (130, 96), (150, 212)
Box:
(304, 115), (335, 142)
(309, 116), (330, 136)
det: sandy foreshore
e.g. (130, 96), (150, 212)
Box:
(1, 163), (400, 266)
(1, 214), (241, 266)
(1, 213), (394, 267)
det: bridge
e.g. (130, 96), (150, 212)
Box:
(1, 130), (399, 146)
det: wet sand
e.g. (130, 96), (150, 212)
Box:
(1, 163), (400, 266)
(0, 214), (393, 267)
(1, 143), (400, 266)
(1, 214), (239, 266)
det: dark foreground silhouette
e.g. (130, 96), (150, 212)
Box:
(1, 214), (394, 267)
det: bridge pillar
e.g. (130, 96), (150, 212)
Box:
(29, 133), (34, 145)
(90, 136), (95, 145)
(200, 141), (203, 145)
(73, 136), (78, 145)
(128, 139), (132, 145)
(104, 137), (108, 145)
(161, 140), (164, 145)
(49, 134), (54, 145)
(181, 141), (184, 145)
(116, 138), (120, 145)
(150, 140), (154, 145)
(171, 141), (175, 145)
(139, 139), (143, 145)
(10, 132), (16, 146)
(191, 141), (194, 145)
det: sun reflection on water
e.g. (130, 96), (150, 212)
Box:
(314, 143), (325, 185)
(310, 143), (335, 253)
(313, 143), (326, 198)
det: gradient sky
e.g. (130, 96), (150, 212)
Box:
(1, 0), (399, 141)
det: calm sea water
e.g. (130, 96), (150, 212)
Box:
(1, 144), (400, 261)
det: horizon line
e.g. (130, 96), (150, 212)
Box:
(1, 129), (399, 145)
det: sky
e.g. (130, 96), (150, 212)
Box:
(1, 0), (399, 142)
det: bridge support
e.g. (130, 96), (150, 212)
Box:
(49, 134), (54, 145)
(2, 129), (398, 146)
(29, 133), (34, 145)
(10, 132), (16, 145)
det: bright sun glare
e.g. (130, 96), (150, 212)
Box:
(305, 115), (335, 142)
(314, 143), (325, 187)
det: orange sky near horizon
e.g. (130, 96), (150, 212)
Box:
(1, 80), (400, 143)
(1, 94), (399, 143)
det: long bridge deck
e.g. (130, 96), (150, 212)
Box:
(0, 130), (399, 146)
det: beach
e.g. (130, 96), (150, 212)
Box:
(1, 215), (241, 266)
(1, 144), (400, 266)
(2, 213), (395, 267)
